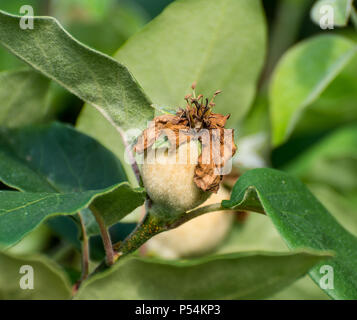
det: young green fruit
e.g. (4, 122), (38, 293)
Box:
(134, 86), (237, 216)
(141, 140), (210, 214)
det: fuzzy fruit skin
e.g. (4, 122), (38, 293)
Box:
(141, 141), (210, 215)
(145, 188), (233, 259)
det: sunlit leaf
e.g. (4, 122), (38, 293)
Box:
(270, 35), (357, 146)
(0, 9), (154, 132)
(223, 168), (357, 299)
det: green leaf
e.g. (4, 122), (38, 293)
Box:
(216, 218), (330, 300)
(216, 214), (287, 254)
(77, 0), (266, 176)
(0, 123), (146, 246)
(311, 0), (353, 27)
(0, 9), (154, 132)
(76, 106), (138, 186)
(0, 0), (42, 14)
(0, 122), (127, 193)
(292, 53), (357, 136)
(284, 125), (357, 192)
(222, 168), (357, 299)
(0, 251), (71, 299)
(270, 35), (357, 146)
(307, 183), (357, 238)
(269, 275), (330, 300)
(0, 1), (39, 70)
(0, 70), (50, 127)
(114, 0), (266, 125)
(0, 182), (144, 248)
(53, 0), (115, 23)
(52, 0), (147, 55)
(90, 183), (145, 227)
(75, 251), (330, 299)
(6, 225), (51, 256)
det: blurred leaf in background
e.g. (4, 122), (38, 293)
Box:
(51, 0), (149, 55)
(0, 70), (50, 127)
(115, 0), (266, 125)
(75, 251), (329, 299)
(0, 252), (71, 299)
(293, 52), (357, 137)
(311, 0), (353, 27)
(282, 125), (357, 239)
(270, 35), (357, 146)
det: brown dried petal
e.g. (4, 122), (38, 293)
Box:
(134, 114), (188, 153)
(206, 113), (230, 129)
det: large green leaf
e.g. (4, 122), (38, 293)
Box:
(215, 216), (330, 300)
(0, 9), (154, 132)
(0, 70), (50, 127)
(0, 182), (144, 248)
(75, 251), (329, 299)
(0, 123), (146, 246)
(0, 122), (127, 193)
(311, 0), (353, 27)
(222, 168), (357, 299)
(215, 207), (330, 300)
(270, 35), (357, 146)
(0, 252), (71, 299)
(114, 0), (266, 125)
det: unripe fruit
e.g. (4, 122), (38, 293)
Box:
(145, 188), (233, 259)
(134, 86), (237, 216)
(141, 141), (210, 214)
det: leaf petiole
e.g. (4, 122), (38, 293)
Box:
(89, 204), (116, 266)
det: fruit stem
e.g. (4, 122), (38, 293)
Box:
(85, 201), (264, 281)
(116, 212), (165, 256)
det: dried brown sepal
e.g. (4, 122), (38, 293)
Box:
(194, 126), (237, 192)
(134, 114), (190, 153)
(134, 86), (237, 193)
